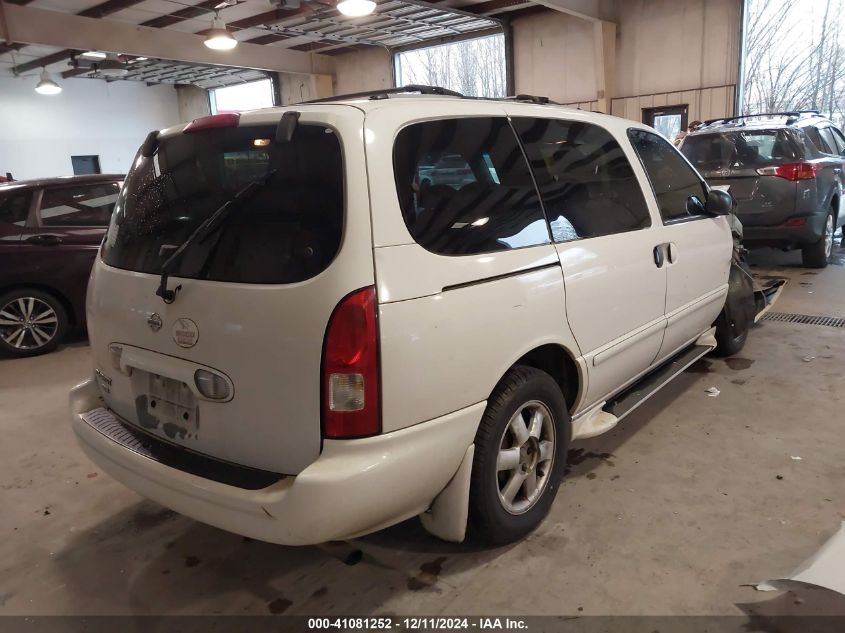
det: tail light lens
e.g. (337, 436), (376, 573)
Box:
(756, 162), (818, 181)
(783, 217), (807, 227)
(322, 287), (380, 438)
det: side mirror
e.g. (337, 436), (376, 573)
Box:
(704, 189), (734, 216)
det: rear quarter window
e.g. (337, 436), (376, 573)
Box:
(0, 191), (32, 227)
(393, 117), (549, 256)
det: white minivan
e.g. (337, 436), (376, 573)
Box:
(70, 87), (746, 545)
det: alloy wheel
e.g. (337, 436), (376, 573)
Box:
(496, 400), (556, 515)
(0, 297), (59, 351)
(824, 214), (834, 259)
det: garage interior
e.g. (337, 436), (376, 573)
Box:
(1, 0), (844, 623)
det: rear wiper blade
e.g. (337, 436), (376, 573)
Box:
(155, 170), (276, 304)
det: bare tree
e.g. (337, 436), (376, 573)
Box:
(743, 0), (845, 125)
(396, 35), (506, 98)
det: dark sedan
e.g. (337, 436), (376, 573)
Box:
(0, 174), (123, 357)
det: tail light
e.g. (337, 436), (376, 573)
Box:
(756, 162), (817, 181)
(783, 217), (807, 227)
(322, 287), (380, 438)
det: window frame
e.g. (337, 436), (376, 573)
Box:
(35, 181), (122, 229)
(627, 127), (710, 226)
(510, 115), (654, 245)
(391, 115), (553, 257)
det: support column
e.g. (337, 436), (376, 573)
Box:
(593, 19), (616, 114)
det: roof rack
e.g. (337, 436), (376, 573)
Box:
(300, 85), (463, 104)
(498, 94), (560, 105)
(703, 110), (822, 127)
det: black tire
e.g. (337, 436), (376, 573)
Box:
(712, 310), (748, 357)
(0, 289), (69, 357)
(801, 210), (834, 268)
(468, 366), (570, 545)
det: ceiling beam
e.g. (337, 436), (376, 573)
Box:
(78, 0), (145, 19)
(140, 0), (221, 29)
(4, 3), (333, 76)
(3, 0), (147, 75)
(462, 0), (531, 16)
(527, 0), (614, 23)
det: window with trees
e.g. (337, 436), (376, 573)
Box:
(393, 34), (507, 98)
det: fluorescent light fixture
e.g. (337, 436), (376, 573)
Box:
(337, 0), (376, 17)
(35, 70), (62, 95)
(204, 17), (238, 50)
(81, 51), (107, 59)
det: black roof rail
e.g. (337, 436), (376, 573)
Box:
(504, 94), (558, 105)
(299, 84), (463, 104)
(703, 110), (823, 127)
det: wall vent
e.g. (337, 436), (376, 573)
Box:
(761, 312), (845, 328)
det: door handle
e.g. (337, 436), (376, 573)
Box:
(26, 234), (63, 246)
(653, 245), (665, 268)
(667, 242), (678, 264)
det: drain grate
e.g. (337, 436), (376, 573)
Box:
(762, 312), (845, 327)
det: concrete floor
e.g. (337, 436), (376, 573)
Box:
(1, 244), (844, 618)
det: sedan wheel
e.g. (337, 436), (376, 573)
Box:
(0, 291), (68, 357)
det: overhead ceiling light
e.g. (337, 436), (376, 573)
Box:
(337, 0), (376, 17)
(81, 51), (108, 59)
(97, 55), (129, 77)
(35, 69), (62, 95)
(204, 16), (238, 50)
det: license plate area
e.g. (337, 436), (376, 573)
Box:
(146, 373), (198, 439)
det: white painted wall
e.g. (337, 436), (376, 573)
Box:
(0, 77), (180, 180)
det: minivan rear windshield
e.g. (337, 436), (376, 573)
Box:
(102, 123), (343, 284)
(681, 130), (800, 171)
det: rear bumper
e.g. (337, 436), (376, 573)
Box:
(740, 211), (827, 248)
(70, 378), (483, 545)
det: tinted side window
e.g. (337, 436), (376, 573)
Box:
(513, 118), (651, 241)
(394, 117), (549, 256)
(0, 191), (32, 226)
(818, 127), (838, 155)
(40, 182), (120, 226)
(628, 129), (708, 223)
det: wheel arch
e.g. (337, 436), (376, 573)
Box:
(505, 343), (583, 414)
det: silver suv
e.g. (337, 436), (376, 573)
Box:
(680, 111), (845, 267)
